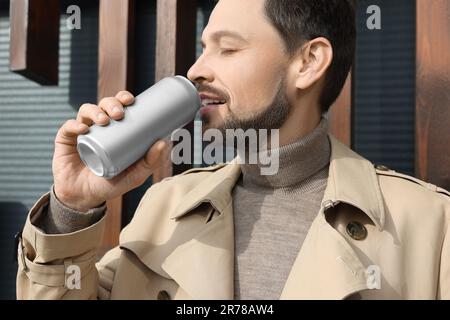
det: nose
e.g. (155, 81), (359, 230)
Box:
(187, 54), (214, 84)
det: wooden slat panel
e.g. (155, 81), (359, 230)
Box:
(98, 0), (135, 251)
(416, 0), (450, 190)
(154, 0), (197, 181)
(155, 0), (197, 82)
(98, 0), (135, 97)
(9, 0), (60, 85)
(329, 72), (352, 146)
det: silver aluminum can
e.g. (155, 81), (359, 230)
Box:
(77, 76), (200, 179)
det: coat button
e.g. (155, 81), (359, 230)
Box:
(157, 290), (171, 300)
(375, 164), (390, 171)
(346, 221), (367, 241)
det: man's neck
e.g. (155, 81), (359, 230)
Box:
(240, 117), (331, 189)
(278, 107), (322, 146)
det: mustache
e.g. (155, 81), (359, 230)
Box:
(195, 83), (230, 100)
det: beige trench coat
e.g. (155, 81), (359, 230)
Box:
(16, 136), (450, 300)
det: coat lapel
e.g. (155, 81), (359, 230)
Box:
(120, 162), (241, 300)
(163, 162), (241, 299)
(281, 136), (385, 299)
(279, 206), (370, 299)
(162, 200), (235, 299)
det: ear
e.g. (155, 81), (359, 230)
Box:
(293, 37), (333, 90)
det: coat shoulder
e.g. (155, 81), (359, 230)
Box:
(156, 163), (228, 186)
(180, 163), (229, 176)
(139, 163), (227, 201)
(374, 165), (450, 203)
(121, 163), (230, 241)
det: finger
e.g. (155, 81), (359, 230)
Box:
(114, 141), (167, 190)
(154, 140), (172, 169)
(55, 119), (89, 145)
(115, 90), (135, 106)
(98, 97), (125, 120)
(141, 140), (168, 171)
(77, 103), (109, 126)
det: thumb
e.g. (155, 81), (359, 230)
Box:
(139, 140), (168, 172)
(108, 140), (169, 193)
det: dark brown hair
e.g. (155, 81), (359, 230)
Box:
(264, 0), (356, 113)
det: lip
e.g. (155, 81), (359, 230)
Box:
(198, 92), (227, 116)
(199, 93), (226, 101)
(199, 100), (226, 117)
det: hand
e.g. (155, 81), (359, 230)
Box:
(52, 91), (169, 212)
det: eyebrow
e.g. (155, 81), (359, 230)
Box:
(201, 30), (249, 48)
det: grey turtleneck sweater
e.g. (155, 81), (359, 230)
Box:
(232, 118), (331, 300)
(34, 119), (331, 300)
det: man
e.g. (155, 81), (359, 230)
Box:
(17, 0), (450, 300)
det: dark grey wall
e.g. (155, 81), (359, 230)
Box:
(0, 1), (99, 299)
(353, 0), (416, 175)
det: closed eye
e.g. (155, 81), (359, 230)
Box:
(220, 49), (238, 56)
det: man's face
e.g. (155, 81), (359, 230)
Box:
(187, 0), (291, 132)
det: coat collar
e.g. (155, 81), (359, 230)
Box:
(171, 162), (241, 220)
(323, 136), (386, 231)
(172, 134), (385, 231)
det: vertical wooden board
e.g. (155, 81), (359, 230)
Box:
(98, 0), (135, 251)
(153, 0), (177, 182)
(174, 0), (198, 79)
(98, 0), (135, 97)
(329, 72), (352, 147)
(416, 0), (450, 190)
(9, 0), (59, 85)
(155, 0), (177, 81)
(9, 0), (27, 70)
(154, 0), (197, 181)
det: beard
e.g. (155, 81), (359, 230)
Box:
(200, 78), (291, 161)
(210, 78), (291, 133)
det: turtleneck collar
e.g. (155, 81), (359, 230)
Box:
(240, 117), (331, 189)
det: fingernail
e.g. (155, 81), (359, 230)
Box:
(121, 93), (132, 101)
(113, 106), (123, 114)
(98, 113), (107, 121)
